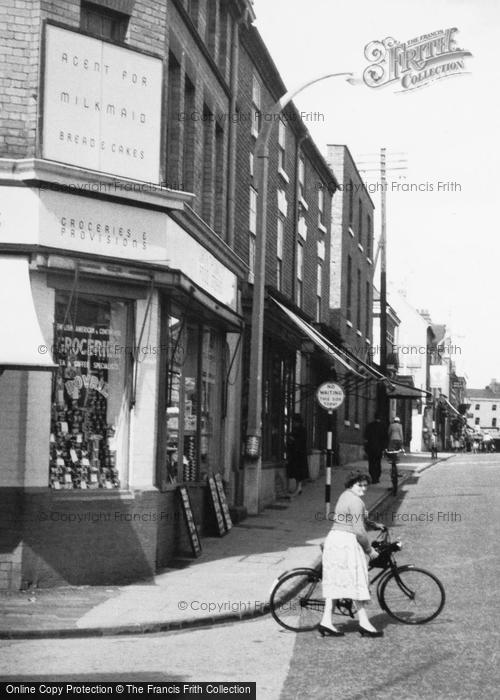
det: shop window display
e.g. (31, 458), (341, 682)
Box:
(49, 292), (132, 489)
(164, 312), (223, 483)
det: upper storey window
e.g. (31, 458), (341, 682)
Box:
(80, 1), (129, 41)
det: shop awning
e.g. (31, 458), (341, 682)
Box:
(0, 256), (56, 370)
(440, 396), (462, 416)
(271, 298), (365, 376)
(386, 379), (431, 399)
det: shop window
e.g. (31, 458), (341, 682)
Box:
(164, 312), (223, 483)
(200, 328), (223, 473)
(262, 347), (294, 462)
(165, 314), (184, 482)
(50, 292), (132, 490)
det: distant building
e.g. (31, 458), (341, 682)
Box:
(465, 380), (500, 438)
(386, 289), (436, 451)
(325, 145), (377, 463)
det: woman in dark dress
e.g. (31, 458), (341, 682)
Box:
(286, 413), (309, 495)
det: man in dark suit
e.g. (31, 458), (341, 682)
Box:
(364, 414), (386, 484)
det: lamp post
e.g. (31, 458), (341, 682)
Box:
(378, 147), (389, 425)
(243, 72), (354, 515)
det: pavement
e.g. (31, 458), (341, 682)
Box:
(0, 453), (455, 639)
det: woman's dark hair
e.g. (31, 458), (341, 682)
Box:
(344, 472), (372, 489)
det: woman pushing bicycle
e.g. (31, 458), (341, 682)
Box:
(319, 472), (386, 638)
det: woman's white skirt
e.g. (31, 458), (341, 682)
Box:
(322, 529), (370, 601)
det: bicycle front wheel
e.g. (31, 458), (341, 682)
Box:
(269, 568), (324, 632)
(379, 566), (445, 624)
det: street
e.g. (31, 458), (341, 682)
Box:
(1, 454), (499, 699)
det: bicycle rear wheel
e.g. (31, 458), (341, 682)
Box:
(379, 566), (445, 624)
(269, 568), (323, 631)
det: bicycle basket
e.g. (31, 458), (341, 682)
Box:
(369, 550), (390, 568)
(369, 540), (401, 568)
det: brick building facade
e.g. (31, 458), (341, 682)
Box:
(325, 145), (377, 463)
(0, 0), (252, 590)
(0, 0), (375, 589)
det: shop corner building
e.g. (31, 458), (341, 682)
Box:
(0, 0), (254, 590)
(0, 0), (381, 589)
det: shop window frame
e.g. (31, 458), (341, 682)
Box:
(157, 298), (225, 488)
(49, 284), (136, 492)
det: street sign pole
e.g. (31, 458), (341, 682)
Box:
(316, 381), (345, 518)
(325, 410), (333, 517)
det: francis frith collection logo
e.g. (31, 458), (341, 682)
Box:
(363, 28), (472, 91)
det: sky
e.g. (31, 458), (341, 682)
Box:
(252, 0), (500, 388)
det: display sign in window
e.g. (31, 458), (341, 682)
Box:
(49, 292), (132, 489)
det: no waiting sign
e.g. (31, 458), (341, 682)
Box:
(316, 382), (345, 411)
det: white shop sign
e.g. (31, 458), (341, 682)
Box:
(42, 24), (162, 182)
(165, 216), (237, 310)
(0, 187), (238, 311)
(430, 364), (449, 390)
(38, 189), (167, 263)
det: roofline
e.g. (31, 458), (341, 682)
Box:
(241, 25), (339, 192)
(326, 144), (376, 209)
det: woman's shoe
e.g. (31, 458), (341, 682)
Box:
(318, 624), (345, 637)
(358, 626), (384, 638)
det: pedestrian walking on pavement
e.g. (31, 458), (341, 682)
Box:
(387, 416), (404, 451)
(286, 413), (309, 496)
(364, 413), (386, 484)
(430, 430), (438, 459)
(319, 472), (386, 638)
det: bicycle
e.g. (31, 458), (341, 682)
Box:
(269, 529), (445, 632)
(385, 448), (405, 495)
